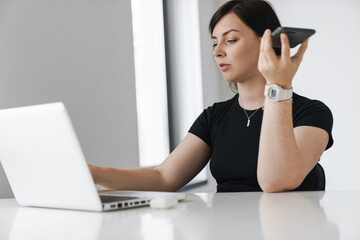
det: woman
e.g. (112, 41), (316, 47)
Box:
(89, 0), (333, 193)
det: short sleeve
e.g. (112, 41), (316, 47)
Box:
(293, 100), (334, 150)
(188, 107), (213, 148)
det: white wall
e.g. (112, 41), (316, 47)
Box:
(0, 0), (139, 198)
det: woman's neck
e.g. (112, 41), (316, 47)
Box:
(236, 76), (266, 110)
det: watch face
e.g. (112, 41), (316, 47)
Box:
(270, 88), (277, 98)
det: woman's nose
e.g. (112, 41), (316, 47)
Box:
(213, 44), (226, 58)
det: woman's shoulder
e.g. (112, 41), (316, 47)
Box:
(293, 92), (332, 113)
(292, 92), (334, 150)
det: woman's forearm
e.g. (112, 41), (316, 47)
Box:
(89, 165), (171, 191)
(257, 99), (303, 192)
(256, 31), (311, 193)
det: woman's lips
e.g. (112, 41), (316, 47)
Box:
(219, 64), (230, 71)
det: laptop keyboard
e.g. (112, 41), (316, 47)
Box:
(99, 195), (139, 203)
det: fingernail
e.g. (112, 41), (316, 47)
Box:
(281, 33), (286, 39)
(265, 29), (270, 35)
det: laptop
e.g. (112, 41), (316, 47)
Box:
(0, 102), (185, 211)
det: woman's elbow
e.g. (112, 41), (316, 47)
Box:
(258, 176), (302, 193)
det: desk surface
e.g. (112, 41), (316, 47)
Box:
(0, 191), (359, 240)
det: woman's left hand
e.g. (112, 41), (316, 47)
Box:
(258, 29), (308, 89)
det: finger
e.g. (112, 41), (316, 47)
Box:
(259, 29), (268, 52)
(293, 38), (309, 62)
(280, 33), (290, 59)
(259, 31), (268, 63)
(260, 29), (277, 61)
(262, 29), (273, 53)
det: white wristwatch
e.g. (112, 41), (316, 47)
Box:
(264, 84), (293, 102)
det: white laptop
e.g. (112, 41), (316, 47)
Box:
(0, 102), (185, 211)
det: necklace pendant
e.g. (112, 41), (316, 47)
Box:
(247, 119), (250, 127)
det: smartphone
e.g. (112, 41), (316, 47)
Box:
(272, 27), (316, 49)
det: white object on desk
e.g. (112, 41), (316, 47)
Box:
(150, 197), (178, 209)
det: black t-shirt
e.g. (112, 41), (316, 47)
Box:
(189, 93), (334, 192)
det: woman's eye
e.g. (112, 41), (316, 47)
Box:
(227, 39), (237, 44)
(212, 43), (218, 48)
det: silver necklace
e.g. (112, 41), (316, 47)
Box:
(243, 108), (261, 127)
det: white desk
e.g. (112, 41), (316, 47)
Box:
(0, 191), (359, 239)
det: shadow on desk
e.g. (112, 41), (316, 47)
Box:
(169, 193), (266, 239)
(259, 191), (339, 240)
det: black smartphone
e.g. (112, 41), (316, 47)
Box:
(271, 27), (316, 49)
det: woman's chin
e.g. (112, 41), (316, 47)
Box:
(221, 72), (238, 83)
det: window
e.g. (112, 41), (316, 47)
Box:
(131, 0), (170, 167)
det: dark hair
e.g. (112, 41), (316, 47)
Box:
(209, 0), (281, 92)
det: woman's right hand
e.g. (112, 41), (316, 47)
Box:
(88, 164), (100, 184)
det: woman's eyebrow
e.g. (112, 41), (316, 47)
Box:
(211, 29), (241, 39)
